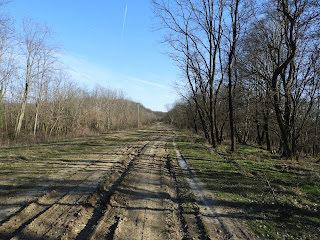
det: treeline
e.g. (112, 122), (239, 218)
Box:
(154, 0), (320, 158)
(2, 86), (157, 141)
(0, 5), (158, 143)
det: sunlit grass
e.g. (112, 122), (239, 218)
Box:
(176, 132), (320, 240)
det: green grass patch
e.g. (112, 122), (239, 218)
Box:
(176, 132), (320, 240)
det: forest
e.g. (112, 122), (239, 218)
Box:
(154, 0), (320, 159)
(0, 7), (159, 144)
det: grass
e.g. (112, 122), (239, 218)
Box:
(175, 132), (320, 240)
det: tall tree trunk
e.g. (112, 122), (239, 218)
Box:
(214, 70), (225, 144)
(270, 1), (296, 158)
(227, 0), (239, 151)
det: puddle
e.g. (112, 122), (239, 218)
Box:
(179, 157), (189, 170)
(174, 142), (189, 170)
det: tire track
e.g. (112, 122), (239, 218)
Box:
(74, 141), (150, 240)
(0, 142), (148, 240)
(88, 137), (183, 240)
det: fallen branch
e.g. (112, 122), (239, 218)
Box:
(263, 170), (279, 204)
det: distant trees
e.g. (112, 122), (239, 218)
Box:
(0, 7), (158, 143)
(156, 0), (320, 158)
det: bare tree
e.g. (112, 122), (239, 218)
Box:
(33, 46), (57, 136)
(226, 0), (240, 151)
(15, 19), (51, 138)
(153, 0), (226, 148)
(0, 13), (15, 136)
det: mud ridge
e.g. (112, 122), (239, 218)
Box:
(165, 153), (190, 240)
(75, 141), (149, 239)
(105, 216), (121, 239)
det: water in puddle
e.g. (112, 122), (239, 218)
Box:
(174, 142), (189, 170)
(179, 157), (189, 170)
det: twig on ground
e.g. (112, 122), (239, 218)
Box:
(263, 170), (279, 204)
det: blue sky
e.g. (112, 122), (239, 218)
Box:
(6, 0), (179, 111)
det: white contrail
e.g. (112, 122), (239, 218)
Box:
(121, 4), (128, 40)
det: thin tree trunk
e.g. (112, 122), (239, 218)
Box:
(264, 114), (271, 151)
(15, 81), (30, 138)
(228, 54), (235, 151)
(220, 122), (225, 143)
(34, 102), (39, 136)
(196, 103), (210, 141)
(188, 100), (198, 134)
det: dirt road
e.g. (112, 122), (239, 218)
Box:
(0, 126), (253, 239)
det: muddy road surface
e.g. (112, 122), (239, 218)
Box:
(0, 126), (254, 239)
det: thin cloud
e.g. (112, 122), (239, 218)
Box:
(121, 4), (128, 40)
(60, 51), (111, 87)
(127, 76), (169, 89)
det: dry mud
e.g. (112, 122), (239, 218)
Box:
(0, 128), (255, 239)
